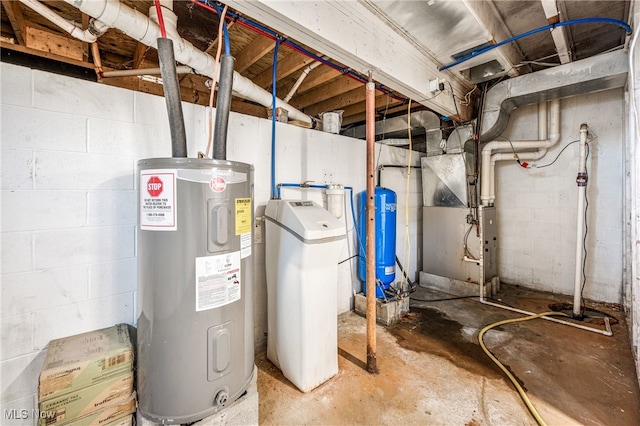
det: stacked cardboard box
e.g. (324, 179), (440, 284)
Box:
(38, 324), (136, 426)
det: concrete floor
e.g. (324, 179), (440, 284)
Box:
(256, 284), (640, 425)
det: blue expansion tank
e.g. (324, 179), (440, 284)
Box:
(357, 187), (397, 298)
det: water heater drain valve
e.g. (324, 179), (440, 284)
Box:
(215, 388), (230, 406)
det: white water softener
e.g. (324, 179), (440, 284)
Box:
(265, 199), (346, 392)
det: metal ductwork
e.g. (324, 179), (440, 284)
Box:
(480, 49), (629, 143)
(343, 110), (440, 140)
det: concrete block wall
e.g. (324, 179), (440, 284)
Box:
(0, 62), (422, 420)
(494, 88), (625, 303)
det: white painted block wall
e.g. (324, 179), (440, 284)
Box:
(0, 63), (421, 420)
(494, 88), (624, 304)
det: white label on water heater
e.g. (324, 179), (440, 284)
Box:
(240, 232), (252, 259)
(140, 169), (177, 231)
(195, 251), (241, 312)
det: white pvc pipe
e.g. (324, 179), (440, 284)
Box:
(481, 99), (560, 205)
(488, 149), (546, 204)
(20, 0), (103, 43)
(476, 209), (611, 336)
(573, 124), (589, 317)
(62, 0), (313, 124)
(283, 60), (323, 103)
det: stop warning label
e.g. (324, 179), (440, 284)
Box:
(140, 169), (177, 231)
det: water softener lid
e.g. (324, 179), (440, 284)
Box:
(266, 200), (346, 242)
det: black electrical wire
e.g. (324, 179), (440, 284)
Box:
(447, 81), (462, 123)
(338, 254), (358, 265)
(536, 140), (579, 168)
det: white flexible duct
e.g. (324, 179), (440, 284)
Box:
(62, 0), (313, 124)
(20, 0), (107, 43)
(481, 99), (560, 205)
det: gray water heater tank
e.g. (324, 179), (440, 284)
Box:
(137, 158), (255, 424)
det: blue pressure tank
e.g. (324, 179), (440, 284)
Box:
(357, 187), (397, 298)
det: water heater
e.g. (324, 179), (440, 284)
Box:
(137, 158), (254, 424)
(357, 187), (397, 298)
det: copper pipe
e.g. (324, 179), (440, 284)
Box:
(91, 42), (103, 78)
(365, 74), (377, 374)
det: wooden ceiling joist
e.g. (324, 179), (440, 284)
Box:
(295, 67), (342, 94)
(234, 35), (274, 73)
(2, 0), (26, 45)
(253, 49), (314, 88)
(303, 86), (366, 118)
(291, 73), (363, 109)
(341, 95), (404, 126)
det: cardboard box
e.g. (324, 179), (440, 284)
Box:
(39, 324), (133, 402)
(62, 393), (136, 426)
(106, 414), (134, 426)
(38, 373), (134, 426)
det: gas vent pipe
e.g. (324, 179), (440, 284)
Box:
(62, 0), (313, 126)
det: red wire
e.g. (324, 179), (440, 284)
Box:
(154, 0), (167, 38)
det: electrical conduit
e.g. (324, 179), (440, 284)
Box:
(481, 99), (560, 206)
(62, 0), (313, 125)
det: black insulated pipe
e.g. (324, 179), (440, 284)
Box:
(157, 38), (188, 158)
(213, 54), (235, 161)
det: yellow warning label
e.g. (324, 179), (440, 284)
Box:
(235, 198), (252, 235)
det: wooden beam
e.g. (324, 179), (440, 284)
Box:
(253, 50), (314, 88)
(234, 36), (274, 73)
(291, 74), (362, 109)
(342, 103), (404, 127)
(341, 94), (401, 122)
(204, 21), (234, 56)
(296, 67), (342, 94)
(133, 43), (149, 69)
(81, 13), (90, 62)
(303, 86), (365, 118)
(2, 0), (26, 45)
(276, 65), (342, 99)
(24, 26), (83, 61)
(1, 39), (93, 69)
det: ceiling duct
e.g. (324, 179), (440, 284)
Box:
(480, 49), (629, 143)
(343, 110), (440, 140)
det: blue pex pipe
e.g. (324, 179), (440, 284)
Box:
(439, 17), (632, 71)
(270, 38), (280, 199)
